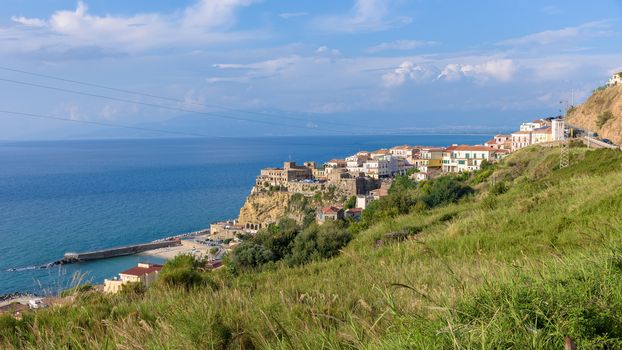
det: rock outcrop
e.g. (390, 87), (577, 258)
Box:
(567, 84), (622, 144)
(237, 190), (292, 229)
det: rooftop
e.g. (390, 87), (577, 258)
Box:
(120, 263), (163, 277)
(445, 145), (494, 152)
(321, 206), (343, 214)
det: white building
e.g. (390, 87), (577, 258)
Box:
(442, 145), (497, 173)
(551, 119), (566, 141)
(356, 194), (373, 209)
(345, 155), (367, 174)
(511, 131), (532, 152)
(608, 72), (622, 87)
(363, 158), (391, 178)
(520, 119), (548, 131)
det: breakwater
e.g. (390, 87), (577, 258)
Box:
(62, 240), (181, 263)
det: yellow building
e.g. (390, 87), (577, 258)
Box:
(531, 127), (552, 145)
(419, 147), (444, 168)
(104, 263), (163, 294)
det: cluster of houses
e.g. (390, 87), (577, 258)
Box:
(211, 116), (572, 228)
(311, 118), (570, 224)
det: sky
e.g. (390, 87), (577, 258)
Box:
(0, 0), (621, 140)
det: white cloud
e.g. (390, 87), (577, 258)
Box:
(101, 104), (118, 120)
(313, 0), (411, 33)
(316, 46), (341, 56)
(213, 55), (301, 72)
(11, 16), (47, 27)
(381, 61), (438, 87)
(279, 12), (308, 19)
(382, 58), (516, 87)
(540, 5), (561, 15)
(438, 59), (516, 82)
(367, 40), (437, 53)
(3, 0), (259, 55)
(66, 105), (83, 121)
(498, 20), (612, 47)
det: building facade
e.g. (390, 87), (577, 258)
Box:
(511, 131), (532, 152)
(608, 72), (622, 87)
(104, 263), (163, 294)
(442, 145), (497, 173)
(317, 206), (344, 223)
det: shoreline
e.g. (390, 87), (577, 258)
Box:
(140, 234), (213, 260)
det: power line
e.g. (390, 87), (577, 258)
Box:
(0, 65), (395, 132)
(0, 109), (210, 138)
(0, 77), (359, 135)
(0, 109), (363, 148)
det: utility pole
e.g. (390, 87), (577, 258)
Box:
(558, 100), (570, 169)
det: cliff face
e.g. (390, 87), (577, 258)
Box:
(567, 84), (622, 144)
(237, 190), (292, 228)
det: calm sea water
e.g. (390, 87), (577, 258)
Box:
(0, 135), (490, 295)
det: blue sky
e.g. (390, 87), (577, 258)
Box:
(0, 0), (621, 139)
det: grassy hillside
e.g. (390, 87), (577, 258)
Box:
(567, 84), (622, 144)
(2, 145), (622, 349)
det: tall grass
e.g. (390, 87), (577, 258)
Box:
(2, 146), (622, 349)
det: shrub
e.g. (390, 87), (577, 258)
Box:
(288, 222), (352, 266)
(119, 281), (146, 296)
(421, 176), (474, 208)
(596, 111), (614, 128)
(389, 175), (417, 194)
(230, 242), (275, 270)
(254, 218), (300, 260)
(160, 255), (204, 290)
(489, 181), (509, 195)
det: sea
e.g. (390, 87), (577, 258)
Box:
(0, 134), (491, 296)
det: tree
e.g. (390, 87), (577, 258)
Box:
(344, 196), (357, 209)
(288, 222), (352, 266)
(230, 242), (275, 270)
(255, 218), (300, 260)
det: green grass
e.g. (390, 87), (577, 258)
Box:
(2, 146), (622, 349)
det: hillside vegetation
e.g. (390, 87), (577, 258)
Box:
(2, 146), (622, 349)
(567, 84), (622, 144)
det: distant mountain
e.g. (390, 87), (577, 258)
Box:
(567, 84), (622, 144)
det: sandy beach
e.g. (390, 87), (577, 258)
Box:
(141, 236), (213, 260)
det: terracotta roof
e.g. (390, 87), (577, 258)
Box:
(421, 147), (445, 152)
(512, 130), (532, 135)
(326, 159), (346, 164)
(120, 264), (163, 277)
(372, 149), (390, 154)
(532, 126), (551, 134)
(321, 206), (342, 214)
(484, 138), (497, 145)
(391, 145), (412, 150)
(445, 145), (495, 152)
(347, 208), (363, 213)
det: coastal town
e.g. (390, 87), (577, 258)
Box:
(2, 71), (621, 314)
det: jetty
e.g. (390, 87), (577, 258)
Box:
(62, 240), (181, 263)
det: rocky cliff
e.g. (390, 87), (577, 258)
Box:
(237, 184), (350, 229)
(567, 84), (622, 144)
(237, 190), (292, 228)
